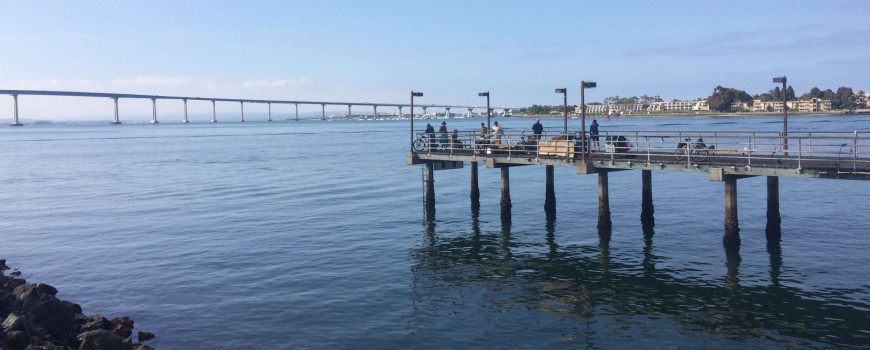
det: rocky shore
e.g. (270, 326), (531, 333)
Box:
(0, 259), (155, 350)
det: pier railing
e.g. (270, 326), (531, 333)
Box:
(413, 130), (870, 172)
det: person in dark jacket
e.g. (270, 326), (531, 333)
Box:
(532, 118), (543, 141)
(438, 121), (448, 147)
(590, 119), (600, 151)
(425, 123), (435, 149)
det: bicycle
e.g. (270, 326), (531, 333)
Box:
(675, 137), (709, 162)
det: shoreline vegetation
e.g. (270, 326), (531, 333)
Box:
(1, 259), (155, 350)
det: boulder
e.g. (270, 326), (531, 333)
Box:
(130, 345), (155, 350)
(77, 330), (125, 350)
(136, 331), (154, 342)
(109, 317), (133, 339)
(2, 314), (25, 333)
(4, 330), (29, 350)
(62, 302), (82, 315)
(12, 285), (38, 301)
(78, 315), (110, 333)
(34, 285), (56, 298)
(26, 299), (75, 341)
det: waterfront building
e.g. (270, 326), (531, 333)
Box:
(750, 98), (832, 113)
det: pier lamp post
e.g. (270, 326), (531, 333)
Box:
(479, 92), (490, 130)
(580, 80), (597, 157)
(555, 88), (567, 134)
(411, 91), (423, 153)
(773, 76), (788, 154)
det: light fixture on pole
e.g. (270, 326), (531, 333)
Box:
(555, 88), (567, 134)
(773, 76), (787, 154)
(411, 91), (423, 153)
(478, 92), (490, 130)
(580, 80), (597, 158)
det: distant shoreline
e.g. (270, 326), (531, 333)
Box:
(519, 111), (870, 119)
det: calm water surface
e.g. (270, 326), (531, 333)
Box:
(1, 115), (869, 349)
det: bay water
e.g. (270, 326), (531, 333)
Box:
(1, 115), (869, 349)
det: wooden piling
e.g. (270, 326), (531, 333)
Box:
(544, 165), (556, 213)
(470, 162), (480, 203)
(500, 167), (511, 220)
(723, 176), (741, 247)
(641, 170), (654, 226)
(765, 176), (781, 242)
(425, 162), (435, 213)
(597, 172), (611, 230)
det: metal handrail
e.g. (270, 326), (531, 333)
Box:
(412, 130), (870, 171)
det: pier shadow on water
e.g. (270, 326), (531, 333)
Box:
(411, 210), (870, 348)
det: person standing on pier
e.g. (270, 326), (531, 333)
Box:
(492, 121), (503, 145)
(590, 119), (600, 151)
(532, 118), (543, 142)
(479, 122), (488, 139)
(438, 121), (449, 148)
(425, 123), (435, 149)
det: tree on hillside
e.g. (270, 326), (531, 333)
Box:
(707, 85), (753, 112)
(786, 85), (796, 100)
(836, 87), (855, 110)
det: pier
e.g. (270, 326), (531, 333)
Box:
(1, 89), (518, 125)
(407, 129), (870, 248)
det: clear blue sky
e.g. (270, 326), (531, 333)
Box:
(1, 0), (868, 119)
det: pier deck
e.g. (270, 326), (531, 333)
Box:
(407, 129), (870, 248)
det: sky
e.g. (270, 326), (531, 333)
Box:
(1, 0), (869, 120)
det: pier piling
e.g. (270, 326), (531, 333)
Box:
(765, 176), (782, 242)
(425, 163), (435, 213)
(240, 102), (245, 122)
(598, 172), (612, 231)
(641, 170), (654, 226)
(545, 165), (556, 213)
(723, 176), (741, 247)
(211, 100), (217, 123)
(501, 167), (512, 220)
(470, 162), (480, 204)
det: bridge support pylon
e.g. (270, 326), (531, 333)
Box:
(765, 176), (781, 242)
(500, 167), (511, 220)
(544, 165), (556, 214)
(211, 100), (217, 123)
(10, 94), (22, 126)
(112, 97), (121, 124)
(182, 99), (189, 123)
(598, 172), (612, 231)
(150, 98), (159, 124)
(723, 175), (741, 247)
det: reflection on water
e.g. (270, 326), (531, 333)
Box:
(411, 212), (870, 348)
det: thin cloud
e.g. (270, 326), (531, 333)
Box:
(625, 28), (870, 57)
(112, 76), (195, 88)
(242, 78), (309, 88)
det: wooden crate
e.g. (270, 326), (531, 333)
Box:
(538, 140), (575, 158)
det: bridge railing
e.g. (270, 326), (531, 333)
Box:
(412, 130), (870, 172)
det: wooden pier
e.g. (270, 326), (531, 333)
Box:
(408, 130), (870, 248)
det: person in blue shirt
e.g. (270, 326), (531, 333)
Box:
(589, 119), (600, 151)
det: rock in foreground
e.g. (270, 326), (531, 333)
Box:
(0, 259), (156, 349)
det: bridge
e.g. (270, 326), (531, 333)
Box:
(407, 129), (870, 248)
(0, 89), (519, 125)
